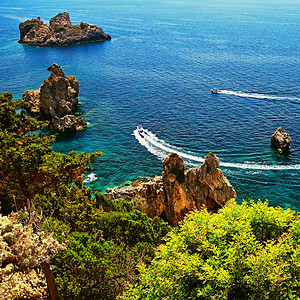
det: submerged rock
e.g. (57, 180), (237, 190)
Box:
(271, 127), (292, 153)
(23, 63), (87, 133)
(105, 152), (237, 226)
(18, 12), (111, 47)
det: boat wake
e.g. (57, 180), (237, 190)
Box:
(133, 128), (300, 170)
(217, 90), (299, 101)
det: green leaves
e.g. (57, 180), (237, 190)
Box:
(120, 200), (300, 300)
(0, 93), (102, 212)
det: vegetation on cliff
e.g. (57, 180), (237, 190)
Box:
(0, 92), (299, 299)
(0, 92), (170, 299)
(120, 200), (300, 300)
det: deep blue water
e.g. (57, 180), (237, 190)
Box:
(0, 0), (299, 210)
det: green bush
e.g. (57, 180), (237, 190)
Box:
(49, 200), (170, 300)
(120, 200), (300, 300)
(54, 27), (66, 33)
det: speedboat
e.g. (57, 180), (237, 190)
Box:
(211, 89), (219, 94)
(83, 173), (97, 183)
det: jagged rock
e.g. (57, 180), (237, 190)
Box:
(18, 12), (111, 47)
(105, 153), (237, 226)
(52, 115), (87, 133)
(22, 88), (41, 118)
(23, 63), (86, 133)
(271, 127), (292, 153)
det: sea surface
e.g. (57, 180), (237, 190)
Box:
(0, 0), (299, 210)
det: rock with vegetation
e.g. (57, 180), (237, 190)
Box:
(105, 152), (237, 226)
(271, 127), (292, 153)
(23, 63), (87, 132)
(18, 12), (111, 46)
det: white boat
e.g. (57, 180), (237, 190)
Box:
(211, 89), (219, 94)
(83, 173), (97, 183)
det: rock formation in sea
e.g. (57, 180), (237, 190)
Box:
(23, 63), (87, 133)
(105, 152), (237, 226)
(271, 127), (292, 153)
(18, 12), (111, 46)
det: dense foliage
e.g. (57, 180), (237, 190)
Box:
(39, 187), (171, 299)
(2, 92), (299, 299)
(120, 200), (300, 300)
(0, 92), (171, 299)
(0, 92), (102, 212)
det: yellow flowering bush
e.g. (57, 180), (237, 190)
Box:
(120, 200), (300, 300)
(0, 212), (66, 299)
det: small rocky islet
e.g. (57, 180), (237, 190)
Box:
(23, 63), (87, 133)
(18, 12), (111, 47)
(271, 127), (292, 153)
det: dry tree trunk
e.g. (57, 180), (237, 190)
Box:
(42, 262), (60, 300)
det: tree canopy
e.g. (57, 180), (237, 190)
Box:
(0, 92), (102, 212)
(0, 211), (66, 299)
(0, 92), (171, 299)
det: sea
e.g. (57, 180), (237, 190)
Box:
(0, 0), (299, 210)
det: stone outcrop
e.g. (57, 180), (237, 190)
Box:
(105, 152), (237, 226)
(23, 63), (87, 133)
(18, 12), (111, 46)
(271, 127), (292, 153)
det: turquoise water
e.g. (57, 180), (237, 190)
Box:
(0, 0), (299, 210)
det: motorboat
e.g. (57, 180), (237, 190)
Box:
(83, 173), (97, 183)
(211, 89), (220, 94)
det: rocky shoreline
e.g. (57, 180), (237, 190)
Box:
(18, 12), (111, 47)
(105, 152), (237, 226)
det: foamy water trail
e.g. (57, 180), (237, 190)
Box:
(133, 128), (300, 170)
(218, 90), (299, 101)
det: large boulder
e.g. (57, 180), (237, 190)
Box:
(23, 63), (86, 133)
(271, 127), (292, 153)
(18, 12), (111, 47)
(105, 153), (237, 226)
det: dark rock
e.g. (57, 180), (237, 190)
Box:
(105, 152), (237, 226)
(18, 12), (111, 47)
(271, 127), (292, 153)
(23, 64), (86, 133)
(52, 115), (87, 133)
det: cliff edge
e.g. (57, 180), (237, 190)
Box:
(105, 152), (237, 226)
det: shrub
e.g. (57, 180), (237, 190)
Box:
(54, 27), (66, 33)
(0, 212), (66, 299)
(120, 200), (300, 300)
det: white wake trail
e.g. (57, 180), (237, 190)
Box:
(133, 128), (300, 170)
(218, 90), (299, 101)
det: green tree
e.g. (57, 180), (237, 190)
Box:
(0, 92), (102, 299)
(120, 200), (300, 300)
(0, 92), (102, 213)
(40, 196), (171, 300)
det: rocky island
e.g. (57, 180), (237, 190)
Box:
(18, 12), (111, 46)
(105, 152), (237, 226)
(23, 63), (87, 133)
(271, 127), (292, 153)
